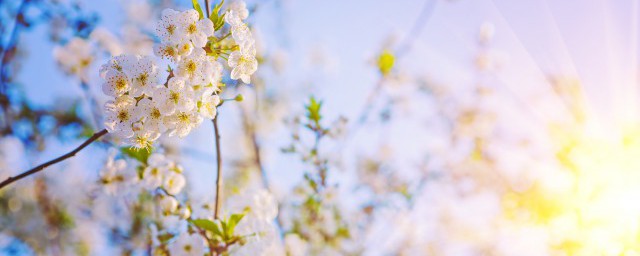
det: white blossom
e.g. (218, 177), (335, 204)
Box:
(53, 37), (93, 81)
(153, 43), (181, 62)
(163, 170), (186, 195)
(169, 233), (206, 256)
(228, 1), (249, 20)
(226, 13), (252, 43)
(90, 27), (123, 56)
(126, 130), (161, 149)
(228, 39), (258, 84)
(100, 54), (135, 78)
(104, 95), (138, 138)
(156, 9), (183, 45)
(101, 70), (131, 97)
(175, 48), (221, 86)
(126, 55), (159, 97)
(165, 110), (203, 138)
(179, 10), (215, 48)
(142, 153), (170, 188)
(285, 234), (308, 256)
(198, 88), (221, 119)
(226, 189), (280, 255)
(153, 77), (196, 115)
(178, 206), (192, 219)
(137, 98), (167, 134)
(160, 196), (179, 215)
(99, 151), (130, 195)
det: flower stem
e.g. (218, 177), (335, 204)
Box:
(205, 0), (211, 18)
(0, 129), (108, 190)
(212, 117), (223, 219)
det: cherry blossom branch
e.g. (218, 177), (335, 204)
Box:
(206, 0), (222, 223)
(212, 117), (223, 219)
(0, 129), (108, 190)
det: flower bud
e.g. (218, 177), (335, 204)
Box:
(178, 206), (191, 219)
(160, 196), (178, 215)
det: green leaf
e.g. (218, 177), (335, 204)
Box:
(305, 96), (323, 126)
(192, 0), (204, 20)
(226, 213), (245, 237)
(377, 50), (395, 76)
(190, 219), (222, 237)
(121, 147), (152, 164)
(214, 0), (225, 15)
(220, 219), (228, 237)
(209, 0), (225, 25)
(136, 165), (144, 180)
(215, 13), (226, 31)
(209, 10), (218, 24)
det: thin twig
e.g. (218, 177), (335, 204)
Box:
(395, 0), (437, 58)
(343, 0), (437, 145)
(212, 117), (223, 219)
(205, 0), (211, 18)
(0, 129), (108, 190)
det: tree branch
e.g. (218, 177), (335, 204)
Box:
(204, 0), (211, 18)
(0, 129), (108, 190)
(212, 117), (222, 219)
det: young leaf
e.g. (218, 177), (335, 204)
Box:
(192, 0), (204, 19)
(121, 147), (152, 164)
(305, 96), (323, 127)
(221, 219), (229, 238)
(226, 213), (245, 236)
(209, 0), (225, 24)
(190, 219), (222, 237)
(214, 0), (225, 15)
(215, 13), (226, 31)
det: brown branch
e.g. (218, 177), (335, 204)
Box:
(204, 0), (211, 18)
(0, 129), (108, 190)
(212, 117), (222, 219)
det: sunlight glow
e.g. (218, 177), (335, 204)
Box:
(503, 124), (640, 255)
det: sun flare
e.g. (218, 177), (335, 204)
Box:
(504, 124), (640, 255)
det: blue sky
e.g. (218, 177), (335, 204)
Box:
(13, 0), (640, 213)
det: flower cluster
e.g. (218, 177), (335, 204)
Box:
(225, 4), (258, 84)
(100, 4), (258, 148)
(53, 38), (94, 82)
(99, 149), (132, 195)
(101, 9), (245, 148)
(99, 150), (186, 196)
(225, 189), (281, 255)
